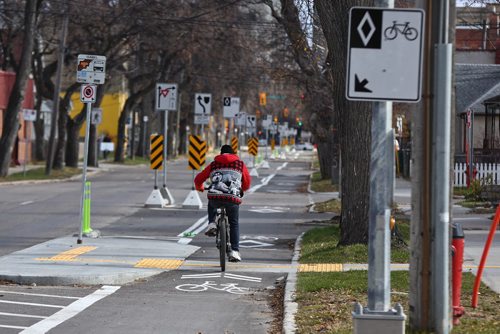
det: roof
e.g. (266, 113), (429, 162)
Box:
(456, 63), (500, 114)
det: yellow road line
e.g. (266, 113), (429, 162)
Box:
(134, 259), (184, 269)
(299, 263), (343, 272)
(36, 246), (97, 262)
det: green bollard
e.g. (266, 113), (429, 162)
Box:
(82, 181), (93, 234)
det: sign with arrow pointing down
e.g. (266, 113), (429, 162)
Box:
(346, 7), (424, 102)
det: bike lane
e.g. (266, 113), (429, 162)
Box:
(41, 154), (331, 334)
(155, 158), (331, 333)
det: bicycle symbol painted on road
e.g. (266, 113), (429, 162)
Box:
(175, 281), (250, 295)
(384, 21), (418, 41)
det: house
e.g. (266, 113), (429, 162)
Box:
(455, 64), (500, 163)
(452, 4), (500, 164)
(0, 71), (35, 165)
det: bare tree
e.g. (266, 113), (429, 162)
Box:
(0, 0), (41, 177)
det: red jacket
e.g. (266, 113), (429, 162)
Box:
(194, 153), (251, 204)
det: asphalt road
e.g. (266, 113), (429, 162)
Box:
(0, 151), (331, 333)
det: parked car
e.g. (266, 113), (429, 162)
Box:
(294, 142), (314, 151)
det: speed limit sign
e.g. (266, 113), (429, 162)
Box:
(80, 84), (97, 103)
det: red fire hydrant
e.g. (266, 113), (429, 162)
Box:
(452, 223), (465, 325)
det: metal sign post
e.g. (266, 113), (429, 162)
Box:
(155, 83), (177, 205)
(347, 4), (415, 333)
(78, 101), (93, 244)
(76, 54), (105, 244)
(223, 96), (240, 145)
(22, 109), (36, 177)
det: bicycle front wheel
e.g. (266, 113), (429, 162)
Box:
(218, 217), (227, 272)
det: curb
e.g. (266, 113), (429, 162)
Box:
(283, 232), (303, 334)
(0, 166), (107, 186)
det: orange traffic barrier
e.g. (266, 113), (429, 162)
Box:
(471, 203), (500, 308)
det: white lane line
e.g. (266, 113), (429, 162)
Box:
(0, 300), (64, 308)
(0, 290), (80, 299)
(224, 273), (262, 282)
(182, 273), (222, 279)
(177, 238), (193, 245)
(20, 201), (34, 206)
(277, 162), (288, 171)
(0, 324), (27, 330)
(177, 216), (208, 238)
(20, 285), (120, 334)
(0, 311), (46, 319)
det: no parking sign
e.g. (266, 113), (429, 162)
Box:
(80, 84), (97, 103)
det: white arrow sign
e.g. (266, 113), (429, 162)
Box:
(194, 93), (212, 115)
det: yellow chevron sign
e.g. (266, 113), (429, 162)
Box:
(150, 134), (163, 170)
(231, 136), (238, 154)
(188, 135), (207, 170)
(248, 137), (258, 156)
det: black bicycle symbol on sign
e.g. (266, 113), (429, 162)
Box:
(384, 21), (418, 41)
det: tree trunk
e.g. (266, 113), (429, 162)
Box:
(0, 0), (38, 177)
(53, 98), (66, 170)
(115, 99), (135, 163)
(33, 90), (45, 161)
(54, 83), (78, 169)
(65, 105), (87, 167)
(89, 123), (98, 167)
(315, 0), (373, 245)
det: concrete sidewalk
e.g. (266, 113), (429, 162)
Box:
(0, 236), (199, 285)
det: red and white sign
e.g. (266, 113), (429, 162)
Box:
(156, 83), (178, 111)
(76, 54), (106, 85)
(80, 84), (97, 103)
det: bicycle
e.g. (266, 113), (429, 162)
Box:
(384, 21), (418, 41)
(215, 207), (231, 272)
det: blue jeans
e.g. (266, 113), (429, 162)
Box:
(208, 200), (240, 251)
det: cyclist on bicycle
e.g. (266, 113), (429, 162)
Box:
(194, 144), (251, 262)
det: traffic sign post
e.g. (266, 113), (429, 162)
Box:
(346, 8), (424, 102)
(155, 83), (178, 206)
(91, 108), (102, 125)
(77, 54), (106, 85)
(348, 5), (409, 333)
(222, 97), (240, 118)
(22, 109), (36, 176)
(223, 97), (240, 145)
(156, 83), (178, 111)
(76, 54), (106, 245)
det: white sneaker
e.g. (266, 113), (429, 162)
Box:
(204, 222), (217, 237)
(229, 250), (241, 262)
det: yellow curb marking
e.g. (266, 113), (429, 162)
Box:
(134, 259), (184, 270)
(299, 263), (343, 272)
(36, 246), (97, 262)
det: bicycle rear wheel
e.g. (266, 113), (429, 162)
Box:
(218, 215), (227, 272)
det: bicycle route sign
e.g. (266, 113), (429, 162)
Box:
(346, 7), (424, 102)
